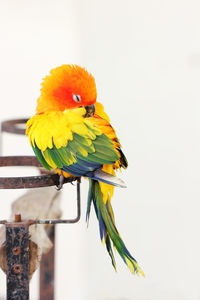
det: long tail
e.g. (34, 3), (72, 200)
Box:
(86, 179), (144, 275)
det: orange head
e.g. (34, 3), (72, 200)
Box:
(36, 65), (97, 113)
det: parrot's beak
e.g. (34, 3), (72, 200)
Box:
(84, 104), (95, 118)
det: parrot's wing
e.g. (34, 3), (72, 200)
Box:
(26, 109), (121, 181)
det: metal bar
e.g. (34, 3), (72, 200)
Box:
(6, 215), (30, 300)
(1, 119), (28, 135)
(0, 180), (81, 225)
(39, 227), (55, 300)
(0, 173), (78, 190)
(0, 156), (79, 189)
(35, 180), (81, 224)
(0, 156), (41, 167)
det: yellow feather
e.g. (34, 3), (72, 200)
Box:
(125, 257), (145, 276)
(70, 107), (86, 116)
(53, 128), (73, 148)
(70, 123), (88, 136)
(26, 108), (86, 151)
(95, 102), (110, 122)
(42, 150), (57, 168)
(84, 119), (102, 135)
(64, 109), (84, 124)
(99, 165), (115, 204)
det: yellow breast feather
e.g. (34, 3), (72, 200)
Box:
(26, 107), (101, 152)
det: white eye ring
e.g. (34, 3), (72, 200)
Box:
(73, 94), (81, 103)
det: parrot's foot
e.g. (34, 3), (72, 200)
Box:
(56, 174), (65, 190)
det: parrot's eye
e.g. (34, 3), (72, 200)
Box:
(73, 94), (81, 103)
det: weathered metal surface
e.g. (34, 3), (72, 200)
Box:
(40, 227), (55, 300)
(1, 119), (28, 135)
(6, 221), (30, 300)
(0, 173), (77, 190)
(0, 156), (79, 189)
(0, 156), (40, 167)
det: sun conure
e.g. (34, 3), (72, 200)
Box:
(26, 65), (143, 275)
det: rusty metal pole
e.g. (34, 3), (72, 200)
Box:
(6, 214), (30, 300)
(39, 226), (55, 300)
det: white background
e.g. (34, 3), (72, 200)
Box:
(0, 0), (200, 299)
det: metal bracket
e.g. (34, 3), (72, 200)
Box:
(0, 156), (81, 224)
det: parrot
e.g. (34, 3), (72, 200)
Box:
(26, 65), (143, 275)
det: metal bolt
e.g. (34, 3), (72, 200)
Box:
(13, 264), (22, 274)
(14, 214), (21, 222)
(12, 247), (21, 255)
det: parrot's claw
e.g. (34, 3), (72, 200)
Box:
(56, 174), (64, 190)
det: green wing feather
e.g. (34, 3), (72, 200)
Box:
(32, 143), (52, 170)
(31, 128), (119, 171)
